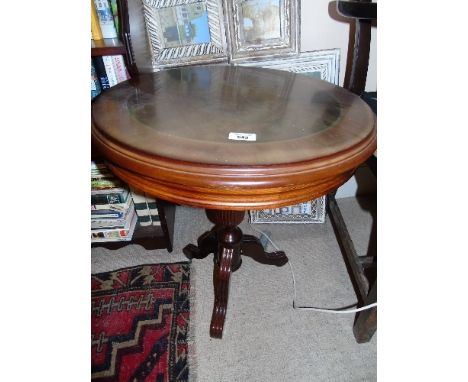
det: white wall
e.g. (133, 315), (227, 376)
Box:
(300, 0), (377, 198)
(300, 0), (377, 91)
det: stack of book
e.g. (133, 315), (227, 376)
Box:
(91, 162), (137, 243)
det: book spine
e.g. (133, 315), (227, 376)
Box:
(92, 206), (135, 229)
(91, 211), (125, 219)
(91, 191), (128, 205)
(92, 236), (131, 242)
(91, 194), (131, 211)
(102, 56), (118, 87)
(91, 161), (108, 170)
(91, 209), (137, 241)
(91, 60), (102, 100)
(91, 228), (131, 239)
(91, 172), (113, 180)
(110, 0), (120, 36)
(91, 177), (122, 190)
(91, 220), (127, 229)
(92, 187), (128, 195)
(91, 0), (104, 40)
(91, 162), (113, 178)
(91, 203), (128, 211)
(112, 55), (129, 83)
(91, 206), (128, 219)
(91, 201), (134, 225)
(92, 56), (110, 89)
(93, 0), (118, 38)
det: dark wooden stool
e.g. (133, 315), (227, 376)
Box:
(327, 0), (377, 343)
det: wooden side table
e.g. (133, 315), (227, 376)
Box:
(91, 65), (376, 338)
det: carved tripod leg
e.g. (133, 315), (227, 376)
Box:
(210, 243), (236, 338)
(183, 226), (219, 260)
(207, 210), (244, 338)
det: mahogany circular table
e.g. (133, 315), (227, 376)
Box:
(91, 65), (376, 338)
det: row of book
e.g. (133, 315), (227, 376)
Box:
(91, 55), (129, 99)
(91, 0), (129, 100)
(91, 0), (119, 40)
(91, 162), (162, 243)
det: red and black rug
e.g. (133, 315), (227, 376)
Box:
(91, 263), (190, 382)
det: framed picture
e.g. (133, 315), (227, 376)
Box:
(224, 0), (300, 62)
(235, 48), (341, 84)
(141, 0), (229, 69)
(249, 197), (327, 224)
(244, 49), (341, 223)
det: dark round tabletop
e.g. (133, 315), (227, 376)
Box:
(92, 65), (376, 209)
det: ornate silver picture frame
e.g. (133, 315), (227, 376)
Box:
(249, 197), (327, 224)
(224, 0), (300, 62)
(246, 49), (340, 224)
(142, 0), (229, 69)
(236, 48), (340, 84)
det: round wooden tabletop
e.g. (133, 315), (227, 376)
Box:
(92, 65), (376, 210)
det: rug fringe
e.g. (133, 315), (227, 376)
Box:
(187, 262), (198, 382)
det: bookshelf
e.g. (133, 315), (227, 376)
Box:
(91, 38), (126, 56)
(90, 197), (176, 252)
(91, 0), (137, 78)
(91, 0), (174, 252)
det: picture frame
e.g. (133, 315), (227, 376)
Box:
(141, 0), (229, 69)
(245, 49), (341, 224)
(249, 197), (327, 224)
(235, 48), (341, 84)
(224, 0), (300, 62)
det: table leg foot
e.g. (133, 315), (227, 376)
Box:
(241, 234), (288, 266)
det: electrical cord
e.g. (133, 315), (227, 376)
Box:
(249, 224), (377, 314)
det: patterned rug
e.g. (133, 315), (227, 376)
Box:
(91, 263), (190, 381)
